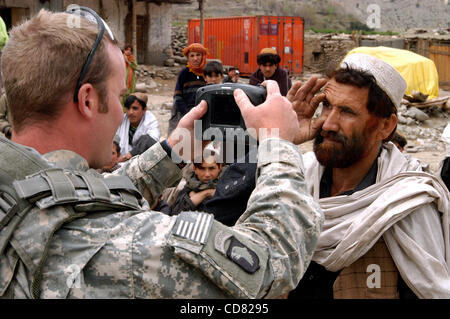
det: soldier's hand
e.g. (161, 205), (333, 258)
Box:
(168, 101), (209, 162)
(287, 76), (328, 145)
(234, 80), (299, 142)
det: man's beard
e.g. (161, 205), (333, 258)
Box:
(313, 128), (366, 168)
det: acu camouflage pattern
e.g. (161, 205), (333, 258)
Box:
(0, 137), (323, 298)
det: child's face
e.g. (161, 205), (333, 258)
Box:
(194, 158), (222, 183)
(124, 48), (132, 56)
(205, 72), (224, 85)
(104, 144), (119, 170)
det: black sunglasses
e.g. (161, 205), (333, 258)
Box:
(65, 5), (115, 103)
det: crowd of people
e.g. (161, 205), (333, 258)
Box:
(0, 7), (449, 300)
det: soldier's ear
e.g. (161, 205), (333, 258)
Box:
(76, 83), (100, 119)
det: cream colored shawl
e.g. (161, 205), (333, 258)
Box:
(303, 142), (450, 298)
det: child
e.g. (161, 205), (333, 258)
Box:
(170, 145), (224, 215)
(392, 132), (407, 152)
(224, 66), (240, 83)
(203, 60), (224, 84)
(100, 140), (121, 173)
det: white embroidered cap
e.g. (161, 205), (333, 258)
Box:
(341, 53), (407, 108)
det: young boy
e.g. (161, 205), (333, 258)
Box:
(203, 60), (224, 84)
(224, 66), (240, 83)
(99, 140), (121, 173)
(171, 146), (224, 215)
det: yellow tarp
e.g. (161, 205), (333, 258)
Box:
(345, 46), (440, 99)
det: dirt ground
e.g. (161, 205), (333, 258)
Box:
(143, 74), (448, 175)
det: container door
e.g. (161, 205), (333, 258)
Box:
(282, 17), (294, 74)
(240, 17), (252, 75)
(292, 17), (304, 74)
(258, 16), (279, 56)
(220, 17), (253, 75)
(269, 16), (280, 52)
(205, 19), (218, 61)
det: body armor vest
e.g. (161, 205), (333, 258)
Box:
(0, 136), (143, 298)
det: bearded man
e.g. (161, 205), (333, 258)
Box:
(287, 53), (450, 299)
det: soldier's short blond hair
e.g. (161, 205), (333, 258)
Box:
(1, 9), (116, 132)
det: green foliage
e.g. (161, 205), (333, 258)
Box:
(309, 27), (399, 36)
(326, 4), (336, 15)
(298, 3), (318, 28)
(349, 21), (373, 32)
(172, 20), (187, 28)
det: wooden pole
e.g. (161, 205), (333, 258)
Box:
(199, 0), (204, 45)
(132, 0), (137, 61)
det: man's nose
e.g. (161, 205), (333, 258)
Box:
(321, 108), (340, 133)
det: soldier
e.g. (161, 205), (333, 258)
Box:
(0, 7), (323, 298)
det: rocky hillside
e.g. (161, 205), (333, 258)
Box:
(172, 0), (450, 31)
(330, 0), (450, 31)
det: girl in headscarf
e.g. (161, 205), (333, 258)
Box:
(168, 43), (208, 135)
(121, 44), (138, 107)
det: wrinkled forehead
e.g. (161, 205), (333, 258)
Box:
(324, 78), (370, 108)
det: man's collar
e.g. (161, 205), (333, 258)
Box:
(43, 150), (90, 171)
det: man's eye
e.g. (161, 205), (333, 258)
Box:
(343, 109), (356, 115)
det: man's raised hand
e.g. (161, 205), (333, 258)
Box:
(287, 76), (328, 145)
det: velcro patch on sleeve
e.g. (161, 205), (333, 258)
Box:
(172, 212), (214, 245)
(226, 236), (260, 274)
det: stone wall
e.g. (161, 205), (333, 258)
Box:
(1, 0), (176, 66)
(303, 33), (412, 75)
(146, 2), (173, 65)
(303, 33), (357, 74)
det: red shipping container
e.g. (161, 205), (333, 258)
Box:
(188, 16), (304, 76)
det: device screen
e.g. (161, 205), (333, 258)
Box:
(210, 94), (242, 126)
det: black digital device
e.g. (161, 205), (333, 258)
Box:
(195, 83), (267, 143)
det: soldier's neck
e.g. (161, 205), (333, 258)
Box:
(12, 125), (85, 159)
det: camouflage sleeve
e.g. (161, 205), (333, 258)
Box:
(168, 138), (324, 298)
(234, 138), (324, 297)
(110, 143), (182, 206)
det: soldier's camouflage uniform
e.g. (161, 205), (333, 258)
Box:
(0, 136), (323, 298)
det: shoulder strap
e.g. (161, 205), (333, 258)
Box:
(0, 136), (50, 255)
(0, 136), (144, 298)
(13, 168), (143, 211)
(0, 184), (33, 256)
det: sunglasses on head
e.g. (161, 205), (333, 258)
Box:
(65, 5), (115, 103)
